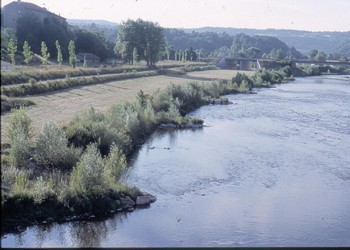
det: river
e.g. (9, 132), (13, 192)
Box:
(2, 76), (350, 247)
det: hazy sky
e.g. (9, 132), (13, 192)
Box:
(1, 0), (350, 31)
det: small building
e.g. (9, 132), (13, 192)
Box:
(1, 0), (66, 29)
(76, 53), (101, 65)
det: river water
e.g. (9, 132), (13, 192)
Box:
(2, 76), (350, 247)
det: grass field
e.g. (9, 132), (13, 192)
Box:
(0, 69), (250, 143)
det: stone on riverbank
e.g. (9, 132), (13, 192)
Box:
(120, 196), (135, 207)
(158, 122), (203, 129)
(136, 193), (157, 206)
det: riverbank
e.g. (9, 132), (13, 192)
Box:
(0, 66), (341, 235)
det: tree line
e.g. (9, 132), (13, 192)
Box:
(2, 13), (348, 66)
(5, 37), (78, 68)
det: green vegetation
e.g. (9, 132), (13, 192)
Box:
(40, 41), (50, 65)
(1, 67), (294, 233)
(1, 64), (216, 97)
(68, 40), (77, 68)
(299, 64), (350, 76)
(22, 41), (34, 65)
(55, 40), (63, 68)
(115, 19), (165, 66)
(7, 38), (17, 65)
(1, 95), (35, 113)
(1, 70), (159, 97)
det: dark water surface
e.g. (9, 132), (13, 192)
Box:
(2, 76), (350, 247)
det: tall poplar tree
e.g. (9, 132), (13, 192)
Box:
(41, 41), (50, 65)
(55, 40), (63, 68)
(7, 38), (17, 65)
(22, 41), (33, 65)
(68, 40), (76, 68)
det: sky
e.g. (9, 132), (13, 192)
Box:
(1, 0), (350, 32)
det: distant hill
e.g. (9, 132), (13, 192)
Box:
(230, 33), (306, 59)
(68, 19), (118, 28)
(67, 19), (350, 56)
(184, 27), (350, 54)
(67, 19), (118, 43)
(335, 40), (350, 57)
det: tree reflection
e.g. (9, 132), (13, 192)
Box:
(34, 224), (53, 247)
(70, 220), (108, 247)
(14, 232), (24, 246)
(69, 212), (129, 247)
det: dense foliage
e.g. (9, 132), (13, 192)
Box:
(115, 19), (165, 66)
(16, 13), (73, 59)
(75, 29), (114, 60)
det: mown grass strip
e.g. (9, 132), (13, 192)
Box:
(1, 95), (35, 113)
(1, 70), (159, 97)
(0, 63), (209, 85)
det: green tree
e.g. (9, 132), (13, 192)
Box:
(132, 47), (139, 64)
(74, 28), (110, 60)
(1, 28), (16, 53)
(269, 48), (285, 60)
(115, 19), (165, 66)
(309, 49), (318, 60)
(68, 40), (76, 68)
(316, 51), (327, 61)
(16, 13), (73, 59)
(22, 41), (33, 65)
(41, 41), (50, 65)
(7, 38), (17, 65)
(55, 40), (63, 68)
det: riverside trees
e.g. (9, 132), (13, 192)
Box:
(115, 19), (165, 66)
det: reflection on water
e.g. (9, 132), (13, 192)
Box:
(2, 76), (350, 247)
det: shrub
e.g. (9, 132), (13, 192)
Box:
(136, 99), (157, 136)
(35, 123), (80, 170)
(13, 171), (29, 194)
(103, 143), (127, 187)
(232, 72), (254, 90)
(69, 143), (107, 195)
(32, 176), (54, 204)
(168, 82), (206, 115)
(151, 88), (174, 113)
(28, 78), (37, 85)
(6, 106), (33, 167)
(6, 106), (32, 142)
(8, 126), (31, 167)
